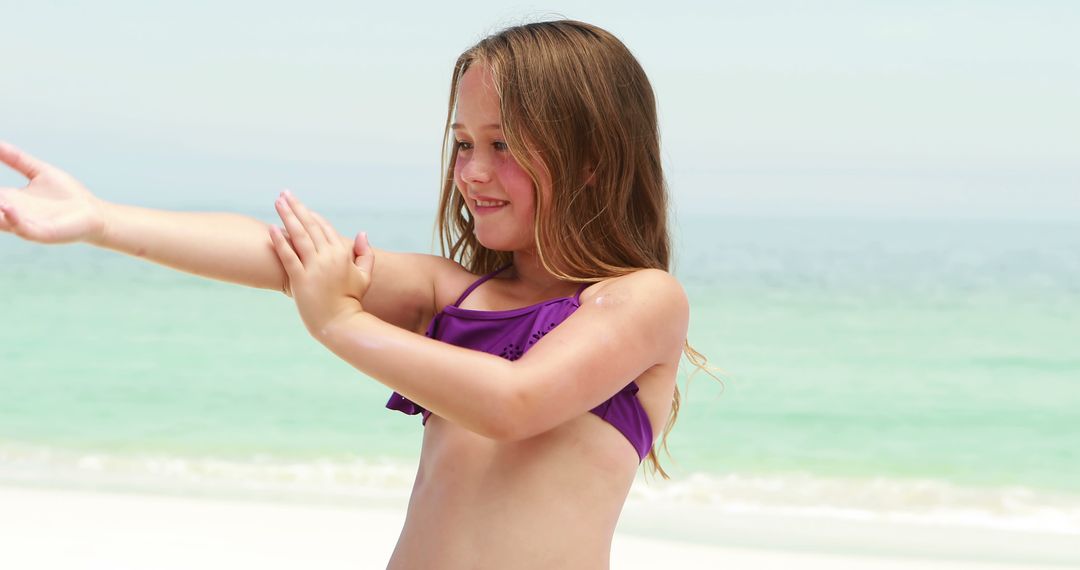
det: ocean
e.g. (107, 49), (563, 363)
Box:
(2, 208), (1078, 537)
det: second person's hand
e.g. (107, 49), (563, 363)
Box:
(269, 190), (375, 337)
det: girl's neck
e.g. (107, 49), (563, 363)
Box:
(507, 250), (578, 298)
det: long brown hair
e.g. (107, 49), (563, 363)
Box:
(435, 20), (716, 478)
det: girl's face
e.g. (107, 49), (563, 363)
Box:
(452, 65), (545, 253)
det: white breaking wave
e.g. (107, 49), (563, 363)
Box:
(628, 471), (1080, 535)
(0, 442), (415, 503)
(2, 442), (1078, 535)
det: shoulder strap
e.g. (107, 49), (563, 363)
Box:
(573, 281), (592, 304)
(452, 264), (512, 308)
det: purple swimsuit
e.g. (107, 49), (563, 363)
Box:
(385, 265), (654, 462)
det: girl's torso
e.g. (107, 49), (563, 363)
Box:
(385, 264), (679, 570)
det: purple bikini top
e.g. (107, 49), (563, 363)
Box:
(385, 264), (654, 462)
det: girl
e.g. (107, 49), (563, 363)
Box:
(0, 20), (703, 569)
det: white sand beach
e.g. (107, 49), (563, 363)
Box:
(1, 486), (1074, 569)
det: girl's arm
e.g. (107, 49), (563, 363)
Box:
(0, 142), (440, 332)
(93, 204), (441, 331)
(320, 271), (687, 441)
(94, 202), (290, 291)
(272, 192), (688, 440)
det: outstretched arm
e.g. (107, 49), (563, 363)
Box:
(0, 142), (440, 332)
(0, 141), (289, 290)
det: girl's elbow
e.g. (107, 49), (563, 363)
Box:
(473, 416), (518, 442)
(484, 422), (520, 443)
(484, 384), (535, 442)
(485, 421), (536, 444)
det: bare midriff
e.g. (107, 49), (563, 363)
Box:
(386, 365), (674, 570)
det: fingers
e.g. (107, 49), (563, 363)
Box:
(275, 194), (317, 262)
(354, 231), (374, 274)
(0, 203), (13, 232)
(354, 231), (371, 256)
(273, 191), (347, 269)
(0, 203), (21, 234)
(0, 202), (44, 240)
(0, 142), (47, 180)
(358, 231), (371, 255)
(308, 211), (339, 245)
(280, 190), (331, 247)
(268, 225), (304, 276)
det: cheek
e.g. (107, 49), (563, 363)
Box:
(497, 160), (536, 206)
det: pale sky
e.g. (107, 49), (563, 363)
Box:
(2, 0), (1077, 220)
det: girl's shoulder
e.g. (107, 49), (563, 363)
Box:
(579, 268), (686, 310)
(577, 269), (689, 351)
(576, 269), (689, 361)
(430, 258), (485, 309)
(358, 252), (472, 334)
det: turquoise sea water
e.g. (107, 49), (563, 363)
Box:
(2, 209), (1078, 535)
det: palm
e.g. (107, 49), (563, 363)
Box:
(0, 143), (105, 244)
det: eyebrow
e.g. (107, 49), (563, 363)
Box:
(450, 123), (503, 130)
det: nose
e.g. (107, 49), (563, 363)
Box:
(459, 152), (492, 185)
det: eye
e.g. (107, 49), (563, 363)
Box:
(455, 140), (473, 151)
(493, 141), (509, 151)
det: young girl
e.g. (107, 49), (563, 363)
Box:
(0, 20), (701, 569)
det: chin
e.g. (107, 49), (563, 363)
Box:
(474, 230), (530, 253)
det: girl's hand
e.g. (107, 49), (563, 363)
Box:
(0, 142), (107, 244)
(269, 190), (374, 336)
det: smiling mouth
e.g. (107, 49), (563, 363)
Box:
(475, 199), (508, 207)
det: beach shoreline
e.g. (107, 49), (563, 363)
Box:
(2, 484), (1075, 569)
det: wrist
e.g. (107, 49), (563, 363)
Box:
(314, 305), (368, 344)
(85, 199), (112, 247)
